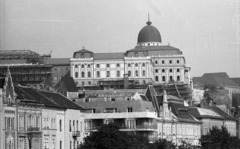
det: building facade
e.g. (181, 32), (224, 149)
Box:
(70, 20), (191, 87)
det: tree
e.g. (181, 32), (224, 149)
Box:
(149, 139), (176, 149)
(200, 126), (240, 149)
(203, 84), (218, 105)
(78, 123), (149, 149)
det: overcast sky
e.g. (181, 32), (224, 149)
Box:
(1, 0), (239, 77)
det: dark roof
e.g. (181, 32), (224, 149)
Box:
(209, 106), (236, 121)
(93, 53), (125, 60)
(231, 78), (240, 86)
(44, 58), (70, 65)
(169, 102), (197, 122)
(137, 21), (161, 43)
(40, 91), (84, 110)
(193, 72), (240, 88)
(56, 76), (78, 92)
(14, 85), (84, 110)
(74, 48), (93, 53)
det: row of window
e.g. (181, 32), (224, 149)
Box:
(5, 117), (14, 130)
(74, 63), (121, 69)
(74, 71), (122, 78)
(155, 75), (181, 82)
(155, 59), (180, 65)
(69, 120), (82, 132)
(155, 68), (181, 73)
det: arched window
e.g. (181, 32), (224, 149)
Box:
(88, 64), (91, 68)
(155, 69), (158, 73)
(128, 71), (131, 77)
(142, 63), (145, 67)
(59, 120), (62, 132)
(88, 71), (91, 78)
(177, 76), (180, 81)
(75, 65), (78, 68)
(177, 68), (180, 72)
(142, 70), (145, 77)
(170, 76), (173, 81)
(135, 63), (138, 67)
(135, 70), (138, 77)
(162, 76), (165, 82)
(81, 64), (84, 68)
(162, 69), (165, 73)
(155, 76), (159, 81)
(177, 60), (180, 64)
(155, 60), (158, 64)
(169, 60), (172, 64)
(169, 69), (172, 73)
(162, 60), (165, 64)
(117, 71), (120, 77)
(75, 72), (78, 78)
(128, 63), (131, 67)
(81, 72), (85, 78)
(60, 141), (62, 149)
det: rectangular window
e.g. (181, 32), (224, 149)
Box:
(117, 71), (120, 77)
(107, 64), (110, 67)
(116, 63), (120, 67)
(105, 108), (117, 113)
(69, 120), (71, 132)
(70, 141), (72, 149)
(127, 107), (133, 112)
(97, 71), (100, 78)
(96, 64), (100, 68)
(107, 71), (110, 77)
(126, 119), (135, 129)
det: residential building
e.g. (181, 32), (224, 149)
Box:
(70, 19), (191, 88)
(188, 106), (237, 136)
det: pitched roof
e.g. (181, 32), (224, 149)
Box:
(188, 107), (224, 120)
(193, 72), (240, 88)
(231, 78), (240, 86)
(74, 48), (93, 53)
(93, 52), (125, 60)
(44, 58), (70, 65)
(39, 90), (84, 110)
(0, 60), (27, 64)
(56, 76), (78, 92)
(169, 102), (198, 122)
(14, 85), (84, 110)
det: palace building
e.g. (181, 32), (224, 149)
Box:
(70, 19), (191, 88)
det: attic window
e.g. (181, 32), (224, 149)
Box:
(127, 107), (133, 112)
(111, 98), (115, 101)
(81, 54), (84, 58)
(177, 60), (180, 64)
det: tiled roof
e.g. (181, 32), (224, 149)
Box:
(169, 102), (197, 122)
(193, 72), (240, 88)
(188, 107), (224, 120)
(0, 50), (40, 56)
(93, 52), (125, 60)
(74, 49), (93, 53)
(14, 85), (84, 110)
(76, 100), (155, 113)
(40, 91), (84, 110)
(44, 58), (70, 65)
(207, 106), (236, 121)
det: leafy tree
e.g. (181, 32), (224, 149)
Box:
(203, 84), (218, 105)
(78, 123), (149, 149)
(149, 139), (176, 149)
(178, 140), (194, 149)
(200, 126), (240, 149)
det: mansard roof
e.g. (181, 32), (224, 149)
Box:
(93, 52), (125, 60)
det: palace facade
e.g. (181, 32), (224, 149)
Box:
(70, 20), (191, 88)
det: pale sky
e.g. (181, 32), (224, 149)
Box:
(1, 0), (239, 77)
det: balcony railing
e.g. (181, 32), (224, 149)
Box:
(72, 131), (81, 137)
(27, 127), (40, 132)
(85, 124), (157, 131)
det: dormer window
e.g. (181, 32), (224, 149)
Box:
(81, 54), (84, 58)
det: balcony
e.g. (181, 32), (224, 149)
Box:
(27, 127), (40, 132)
(72, 131), (81, 138)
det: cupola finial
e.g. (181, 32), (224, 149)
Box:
(147, 12), (152, 25)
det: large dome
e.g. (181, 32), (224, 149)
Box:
(137, 21), (161, 44)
